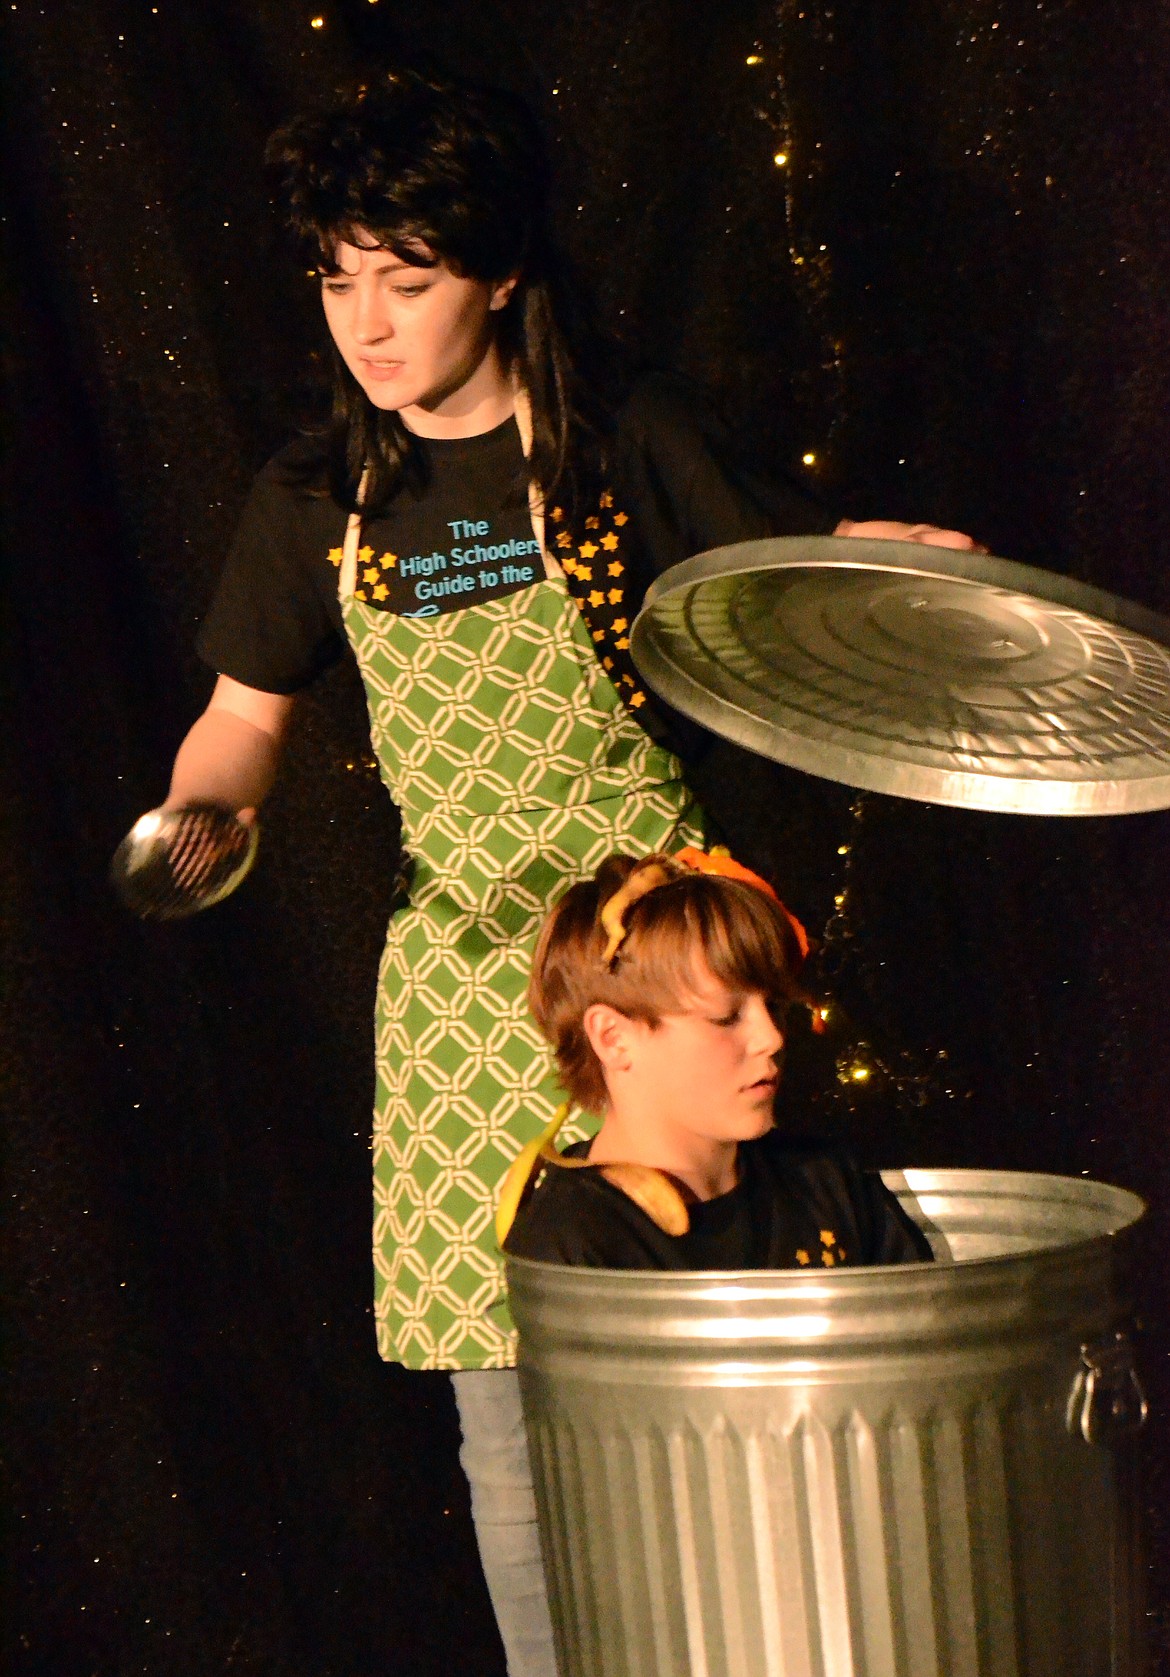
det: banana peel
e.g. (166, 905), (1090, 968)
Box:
(495, 1101), (690, 1245)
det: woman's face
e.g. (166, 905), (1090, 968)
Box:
(320, 237), (516, 426)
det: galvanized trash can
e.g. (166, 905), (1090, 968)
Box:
(507, 1169), (1148, 1677)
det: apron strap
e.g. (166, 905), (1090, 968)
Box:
(338, 468), (370, 602)
(513, 383), (561, 579)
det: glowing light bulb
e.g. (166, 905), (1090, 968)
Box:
(310, 14), (325, 27)
(773, 151), (788, 166)
(746, 54), (763, 65)
(851, 1065), (871, 1083)
(802, 451), (817, 466)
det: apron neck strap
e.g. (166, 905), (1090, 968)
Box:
(339, 467), (370, 601)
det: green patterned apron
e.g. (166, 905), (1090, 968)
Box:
(338, 488), (705, 1370)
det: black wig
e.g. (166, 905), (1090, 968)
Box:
(265, 65), (615, 518)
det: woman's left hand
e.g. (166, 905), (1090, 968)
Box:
(835, 518), (986, 552)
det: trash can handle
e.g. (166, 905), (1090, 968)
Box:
(1068, 1330), (1148, 1446)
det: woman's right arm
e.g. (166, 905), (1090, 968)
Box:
(164, 674), (295, 820)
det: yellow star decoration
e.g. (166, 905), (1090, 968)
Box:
(592, 629), (605, 641)
(355, 588), (367, 601)
(372, 582), (388, 601)
(589, 590), (605, 607)
(576, 565), (592, 582)
(556, 530), (573, 549)
(820, 1230), (835, 1246)
(579, 540), (599, 559)
(607, 560), (624, 577)
(612, 617), (628, 633)
(613, 511), (628, 526)
(550, 505), (565, 522)
(796, 1249), (811, 1265)
(608, 588), (623, 605)
(615, 636), (630, 650)
(380, 551), (398, 569)
(363, 566), (380, 585)
(601, 532), (620, 552)
(327, 545), (343, 568)
(630, 691), (646, 707)
(602, 656), (615, 670)
(585, 515), (600, 529)
(358, 544), (374, 565)
(600, 490), (613, 508)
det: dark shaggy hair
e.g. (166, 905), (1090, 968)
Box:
(528, 854), (809, 1115)
(265, 65), (615, 517)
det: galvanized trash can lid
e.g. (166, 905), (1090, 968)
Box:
(630, 536), (1170, 815)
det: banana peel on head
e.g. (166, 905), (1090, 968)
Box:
(495, 1101), (690, 1246)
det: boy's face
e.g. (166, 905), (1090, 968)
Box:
(618, 963), (784, 1151)
(321, 237), (515, 421)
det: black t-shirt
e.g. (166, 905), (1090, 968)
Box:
(196, 375), (836, 699)
(503, 1130), (934, 1270)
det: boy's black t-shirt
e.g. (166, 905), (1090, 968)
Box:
(503, 1130), (934, 1270)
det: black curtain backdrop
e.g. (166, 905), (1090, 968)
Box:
(4, 3), (1169, 1673)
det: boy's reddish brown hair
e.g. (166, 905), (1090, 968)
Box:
(528, 852), (808, 1114)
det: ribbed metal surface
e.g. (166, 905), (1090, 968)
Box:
(508, 1170), (1147, 1677)
(629, 538), (1170, 814)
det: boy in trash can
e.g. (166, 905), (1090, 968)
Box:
(499, 848), (931, 1270)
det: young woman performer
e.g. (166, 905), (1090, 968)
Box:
(166, 66), (974, 1675)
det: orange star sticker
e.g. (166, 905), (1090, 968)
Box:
(592, 629), (605, 640)
(579, 540), (599, 559)
(555, 531), (573, 549)
(615, 636), (630, 650)
(576, 565), (592, 582)
(607, 560), (624, 577)
(608, 588), (623, 605)
(585, 515), (600, 529)
(613, 511), (628, 526)
(629, 690), (646, 707)
(588, 590), (605, 607)
(550, 505), (565, 522)
(358, 544), (374, 565)
(796, 1249), (810, 1265)
(603, 656), (614, 670)
(327, 546), (343, 567)
(355, 588), (367, 601)
(562, 557), (578, 578)
(600, 532), (619, 552)
(363, 566), (379, 585)
(372, 582), (389, 600)
(612, 617), (628, 633)
(600, 490), (613, 508)
(380, 551), (398, 568)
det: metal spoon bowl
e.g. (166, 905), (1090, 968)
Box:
(110, 804), (259, 920)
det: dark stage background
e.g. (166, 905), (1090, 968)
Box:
(4, 2), (1169, 1673)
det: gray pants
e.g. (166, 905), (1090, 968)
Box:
(450, 1368), (559, 1677)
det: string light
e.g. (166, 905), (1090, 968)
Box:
(310, 14), (325, 27)
(773, 151), (789, 167)
(802, 451), (817, 466)
(746, 54), (763, 65)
